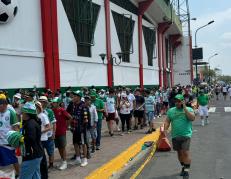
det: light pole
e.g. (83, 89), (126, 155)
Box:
(208, 53), (218, 84)
(194, 20), (214, 81)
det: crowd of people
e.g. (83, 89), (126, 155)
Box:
(0, 84), (220, 178)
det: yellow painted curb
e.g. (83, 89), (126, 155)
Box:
(85, 129), (161, 179)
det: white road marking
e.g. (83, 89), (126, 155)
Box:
(209, 107), (216, 113)
(224, 107), (231, 112)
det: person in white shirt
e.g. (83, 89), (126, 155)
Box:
(105, 89), (116, 136)
(35, 101), (50, 178)
(222, 85), (228, 100)
(126, 89), (135, 130)
(228, 87), (231, 100)
(84, 96), (98, 153)
(119, 93), (131, 134)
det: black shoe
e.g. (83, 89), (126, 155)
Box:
(91, 147), (95, 153)
(152, 128), (156, 132)
(145, 130), (152, 134)
(182, 171), (189, 179)
(96, 146), (100, 150)
(180, 167), (185, 176)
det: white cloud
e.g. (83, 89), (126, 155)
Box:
(191, 8), (231, 31)
(220, 32), (231, 41)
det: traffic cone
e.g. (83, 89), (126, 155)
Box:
(157, 126), (171, 152)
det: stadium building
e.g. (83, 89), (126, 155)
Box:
(0, 0), (192, 93)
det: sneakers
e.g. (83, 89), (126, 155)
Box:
(81, 158), (88, 167)
(58, 161), (67, 170)
(205, 119), (210, 125)
(201, 119), (205, 127)
(96, 146), (100, 150)
(117, 126), (121, 132)
(180, 167), (185, 176)
(182, 171), (189, 179)
(72, 157), (81, 165)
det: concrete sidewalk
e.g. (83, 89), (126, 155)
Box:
(48, 117), (165, 179)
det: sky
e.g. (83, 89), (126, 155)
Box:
(190, 0), (231, 75)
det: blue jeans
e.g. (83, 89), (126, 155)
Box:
(96, 119), (102, 147)
(20, 157), (42, 179)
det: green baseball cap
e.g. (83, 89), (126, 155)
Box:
(175, 94), (184, 101)
(51, 97), (61, 103)
(72, 90), (83, 97)
(22, 102), (37, 114)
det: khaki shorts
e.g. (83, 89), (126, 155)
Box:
(172, 136), (191, 151)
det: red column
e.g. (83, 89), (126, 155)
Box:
(40, 0), (60, 91)
(157, 22), (171, 88)
(138, 0), (154, 90)
(189, 36), (193, 83)
(138, 15), (144, 89)
(104, 0), (113, 88)
(169, 34), (181, 87)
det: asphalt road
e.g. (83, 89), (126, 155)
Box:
(138, 96), (231, 179)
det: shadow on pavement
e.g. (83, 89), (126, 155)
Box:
(149, 173), (180, 179)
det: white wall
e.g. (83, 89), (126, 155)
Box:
(174, 36), (191, 86)
(58, 0), (159, 87)
(0, 0), (45, 89)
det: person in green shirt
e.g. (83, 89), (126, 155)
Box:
(90, 92), (104, 150)
(164, 94), (195, 178)
(197, 90), (209, 126)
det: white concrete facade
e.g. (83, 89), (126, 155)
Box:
(174, 36), (191, 86)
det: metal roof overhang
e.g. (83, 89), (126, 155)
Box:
(131, 0), (182, 35)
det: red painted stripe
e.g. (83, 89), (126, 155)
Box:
(50, 0), (60, 90)
(40, 0), (60, 91)
(104, 0), (113, 87)
(40, 0), (55, 91)
(157, 31), (162, 87)
(189, 36), (193, 83)
(138, 15), (144, 89)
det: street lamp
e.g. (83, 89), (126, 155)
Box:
(194, 20), (215, 95)
(99, 52), (123, 87)
(208, 53), (218, 84)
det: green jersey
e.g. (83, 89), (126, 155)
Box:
(197, 94), (209, 106)
(167, 107), (194, 138)
(92, 98), (104, 120)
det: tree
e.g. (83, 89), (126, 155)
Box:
(217, 75), (231, 84)
(201, 67), (216, 82)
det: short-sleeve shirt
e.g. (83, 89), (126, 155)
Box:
(145, 96), (155, 112)
(197, 94), (209, 106)
(106, 96), (116, 113)
(127, 93), (136, 111)
(167, 107), (194, 138)
(38, 112), (50, 141)
(52, 107), (70, 137)
(135, 95), (145, 111)
(0, 109), (17, 145)
(92, 98), (104, 120)
(44, 108), (56, 137)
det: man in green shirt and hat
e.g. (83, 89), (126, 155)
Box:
(90, 91), (104, 150)
(164, 94), (195, 178)
(197, 89), (209, 126)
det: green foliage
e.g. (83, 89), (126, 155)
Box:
(217, 75), (231, 84)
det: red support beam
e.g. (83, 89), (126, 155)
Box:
(157, 22), (171, 88)
(51, 0), (60, 90)
(40, 0), (60, 91)
(104, 0), (113, 88)
(189, 36), (193, 83)
(138, 0), (154, 90)
(169, 34), (182, 87)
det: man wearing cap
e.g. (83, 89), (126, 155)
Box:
(52, 97), (72, 170)
(67, 91), (90, 167)
(164, 94), (195, 178)
(197, 90), (209, 126)
(0, 94), (20, 177)
(90, 91), (104, 150)
(39, 96), (57, 169)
